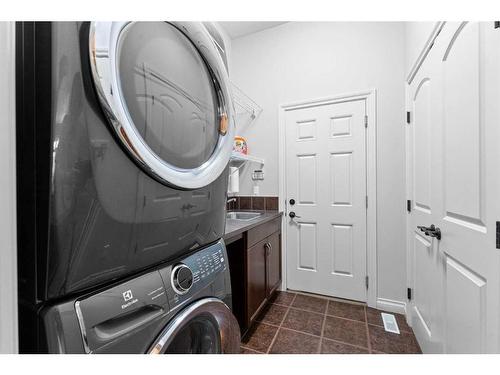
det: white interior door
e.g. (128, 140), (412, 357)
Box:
(407, 32), (446, 353)
(285, 99), (367, 302)
(407, 22), (500, 353)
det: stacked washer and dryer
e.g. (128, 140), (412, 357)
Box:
(16, 22), (240, 353)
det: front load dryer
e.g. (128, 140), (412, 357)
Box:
(16, 22), (235, 352)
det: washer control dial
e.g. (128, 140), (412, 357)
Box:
(171, 264), (193, 295)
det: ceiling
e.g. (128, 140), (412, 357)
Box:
(218, 22), (288, 39)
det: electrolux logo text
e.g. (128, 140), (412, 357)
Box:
(123, 290), (133, 301)
(121, 289), (138, 309)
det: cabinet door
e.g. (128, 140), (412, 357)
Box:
(246, 239), (267, 323)
(266, 232), (281, 296)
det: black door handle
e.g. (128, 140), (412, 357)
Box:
(417, 224), (441, 240)
(289, 211), (301, 219)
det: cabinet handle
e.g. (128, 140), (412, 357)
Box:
(264, 242), (271, 256)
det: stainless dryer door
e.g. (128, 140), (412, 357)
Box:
(89, 22), (235, 189)
(150, 298), (240, 354)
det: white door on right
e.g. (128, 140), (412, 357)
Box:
(408, 22), (500, 353)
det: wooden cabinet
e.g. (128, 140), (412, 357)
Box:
(226, 215), (282, 336)
(266, 231), (281, 296)
(246, 238), (268, 322)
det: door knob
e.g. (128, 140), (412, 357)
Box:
(289, 211), (301, 219)
(289, 199), (295, 205)
(417, 224), (441, 240)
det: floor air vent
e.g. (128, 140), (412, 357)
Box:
(381, 313), (400, 334)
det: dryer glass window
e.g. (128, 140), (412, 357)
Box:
(164, 315), (221, 354)
(118, 22), (220, 170)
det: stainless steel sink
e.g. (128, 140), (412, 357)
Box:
(226, 211), (262, 221)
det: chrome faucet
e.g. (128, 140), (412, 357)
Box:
(227, 197), (237, 204)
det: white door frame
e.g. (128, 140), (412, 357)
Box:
(278, 89), (377, 308)
(0, 21), (18, 353)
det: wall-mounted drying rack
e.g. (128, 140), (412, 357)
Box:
(231, 82), (262, 128)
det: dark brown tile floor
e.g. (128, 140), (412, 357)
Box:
(240, 291), (422, 354)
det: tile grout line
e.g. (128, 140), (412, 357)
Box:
(367, 321), (413, 335)
(317, 300), (329, 353)
(240, 345), (265, 354)
(260, 317), (411, 353)
(321, 337), (372, 352)
(272, 302), (367, 324)
(321, 301), (371, 352)
(256, 298), (370, 349)
(288, 290), (367, 307)
(256, 322), (369, 350)
(251, 312), (372, 351)
(248, 291), (419, 355)
(265, 293), (297, 354)
(364, 306), (373, 353)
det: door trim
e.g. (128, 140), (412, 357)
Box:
(0, 21), (18, 353)
(278, 89), (378, 308)
(406, 22), (445, 85)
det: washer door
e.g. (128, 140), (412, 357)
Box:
(89, 22), (234, 189)
(149, 298), (240, 354)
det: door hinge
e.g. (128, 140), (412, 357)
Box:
(407, 287), (412, 301)
(364, 115), (368, 128)
(406, 111), (411, 124)
(407, 199), (412, 213)
(495, 21), (500, 29)
(365, 195), (368, 209)
(365, 276), (369, 289)
(496, 221), (500, 249)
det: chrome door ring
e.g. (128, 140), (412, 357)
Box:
(89, 22), (235, 189)
(149, 297), (240, 354)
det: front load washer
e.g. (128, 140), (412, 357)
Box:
(16, 22), (235, 352)
(42, 241), (240, 353)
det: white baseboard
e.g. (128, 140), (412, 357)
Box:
(376, 298), (407, 316)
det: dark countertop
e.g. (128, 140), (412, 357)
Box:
(224, 210), (283, 242)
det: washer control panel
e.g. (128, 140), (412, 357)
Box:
(160, 240), (227, 309)
(192, 243), (225, 282)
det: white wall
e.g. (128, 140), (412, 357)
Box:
(229, 22), (407, 304)
(0, 21), (18, 353)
